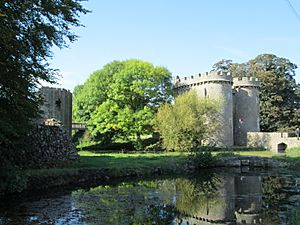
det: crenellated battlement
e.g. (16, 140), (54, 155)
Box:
(41, 86), (71, 93)
(172, 69), (260, 147)
(173, 70), (232, 88)
(233, 77), (259, 88)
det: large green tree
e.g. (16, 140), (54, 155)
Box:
(213, 54), (300, 131)
(0, 1), (88, 162)
(73, 60), (173, 148)
(155, 90), (221, 151)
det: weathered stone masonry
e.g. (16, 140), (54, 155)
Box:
(173, 71), (260, 147)
(39, 87), (72, 136)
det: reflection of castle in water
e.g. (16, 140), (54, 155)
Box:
(177, 175), (263, 225)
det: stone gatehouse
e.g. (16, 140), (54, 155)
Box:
(173, 71), (260, 147)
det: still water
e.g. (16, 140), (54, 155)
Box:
(1, 169), (300, 225)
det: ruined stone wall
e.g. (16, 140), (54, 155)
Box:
(247, 132), (300, 152)
(40, 87), (72, 136)
(16, 125), (78, 168)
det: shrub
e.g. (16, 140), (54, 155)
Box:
(156, 90), (221, 152)
(215, 152), (235, 157)
(144, 142), (164, 152)
(189, 147), (216, 169)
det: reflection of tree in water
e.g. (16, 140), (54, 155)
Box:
(71, 173), (300, 225)
(262, 176), (288, 205)
(172, 174), (223, 216)
(261, 175), (297, 225)
(2, 173), (300, 225)
(71, 173), (222, 225)
(72, 182), (177, 225)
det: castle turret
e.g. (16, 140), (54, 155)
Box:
(173, 71), (234, 147)
(233, 77), (260, 146)
(40, 87), (72, 136)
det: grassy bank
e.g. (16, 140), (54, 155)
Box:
(12, 151), (188, 194)
(230, 147), (300, 164)
(3, 148), (300, 194)
(77, 151), (188, 169)
(28, 148), (300, 176)
(27, 151), (188, 177)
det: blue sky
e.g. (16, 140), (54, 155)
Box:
(48, 0), (300, 91)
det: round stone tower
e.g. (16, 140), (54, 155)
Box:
(40, 87), (72, 136)
(173, 71), (234, 147)
(233, 77), (260, 146)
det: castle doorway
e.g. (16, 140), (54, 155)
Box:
(277, 143), (287, 153)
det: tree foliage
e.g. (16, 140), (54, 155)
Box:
(213, 54), (300, 131)
(155, 90), (221, 151)
(73, 60), (173, 147)
(0, 1), (88, 163)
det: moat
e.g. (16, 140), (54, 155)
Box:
(1, 169), (300, 225)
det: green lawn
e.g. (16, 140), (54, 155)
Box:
(27, 151), (188, 178)
(234, 148), (300, 160)
(215, 148), (300, 164)
(76, 151), (188, 170)
(215, 151), (276, 157)
(27, 148), (300, 177)
(76, 148), (300, 170)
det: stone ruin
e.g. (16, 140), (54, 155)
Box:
(17, 122), (78, 169)
(16, 87), (78, 168)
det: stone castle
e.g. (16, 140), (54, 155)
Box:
(173, 71), (260, 147)
(39, 71), (299, 151)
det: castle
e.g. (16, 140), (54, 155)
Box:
(39, 71), (298, 151)
(173, 71), (260, 147)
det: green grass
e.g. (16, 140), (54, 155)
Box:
(25, 147), (300, 178)
(219, 148), (300, 165)
(287, 146), (300, 152)
(76, 151), (188, 170)
(25, 151), (189, 178)
(215, 151), (276, 157)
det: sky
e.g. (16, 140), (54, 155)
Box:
(47, 0), (300, 92)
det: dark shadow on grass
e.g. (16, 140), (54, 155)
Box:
(79, 137), (160, 153)
(80, 142), (135, 152)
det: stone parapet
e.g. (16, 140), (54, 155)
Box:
(233, 77), (259, 88)
(173, 71), (232, 89)
(41, 86), (70, 93)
